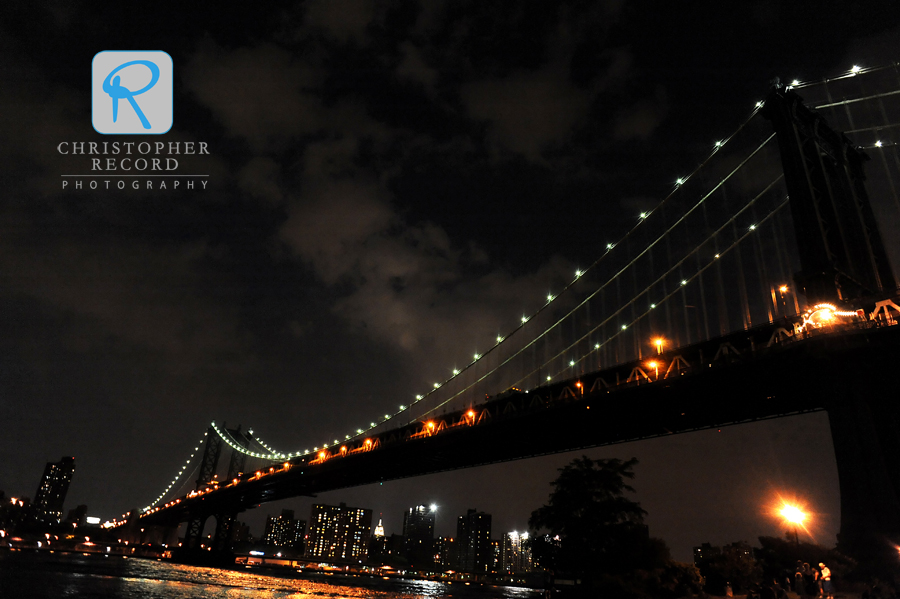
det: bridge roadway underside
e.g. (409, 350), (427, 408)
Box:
(158, 325), (900, 559)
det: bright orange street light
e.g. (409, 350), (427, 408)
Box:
(647, 360), (659, 380)
(780, 504), (806, 525)
(653, 337), (665, 355)
(776, 500), (810, 544)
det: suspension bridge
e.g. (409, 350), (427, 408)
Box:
(112, 64), (900, 565)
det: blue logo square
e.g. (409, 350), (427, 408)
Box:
(92, 51), (173, 135)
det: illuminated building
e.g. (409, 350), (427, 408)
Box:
(403, 504), (435, 569)
(501, 531), (533, 573)
(263, 509), (305, 548)
(435, 536), (457, 569)
(305, 502), (372, 562)
(34, 457), (75, 522)
(693, 542), (721, 566)
(490, 539), (501, 573)
(457, 508), (492, 573)
(368, 517), (388, 559)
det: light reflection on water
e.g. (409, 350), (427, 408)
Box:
(0, 552), (542, 599)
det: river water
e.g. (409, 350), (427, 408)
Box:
(0, 552), (542, 599)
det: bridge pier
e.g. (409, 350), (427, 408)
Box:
(182, 514), (208, 551)
(174, 512), (238, 566)
(211, 511), (238, 554)
(826, 367), (900, 565)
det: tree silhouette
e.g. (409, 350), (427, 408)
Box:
(529, 456), (667, 587)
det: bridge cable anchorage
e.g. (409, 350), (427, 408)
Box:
(415, 137), (781, 420)
(136, 430), (209, 516)
(534, 195), (790, 384)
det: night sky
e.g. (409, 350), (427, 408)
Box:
(1, 1), (898, 561)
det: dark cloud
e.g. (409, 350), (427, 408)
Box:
(184, 42), (327, 151)
(0, 233), (240, 367)
(395, 41), (440, 93)
(276, 137), (569, 371)
(304, 0), (379, 44)
(237, 157), (285, 204)
(612, 86), (668, 141)
(461, 63), (593, 162)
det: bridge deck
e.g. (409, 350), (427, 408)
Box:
(136, 314), (900, 526)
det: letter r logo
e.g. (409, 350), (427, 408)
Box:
(92, 51), (173, 135)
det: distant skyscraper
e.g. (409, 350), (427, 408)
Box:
(457, 508), (492, 573)
(263, 509), (305, 548)
(369, 517), (387, 559)
(64, 504), (88, 528)
(403, 505), (435, 569)
(34, 457), (75, 522)
(305, 502), (372, 562)
(490, 539), (501, 573)
(231, 521), (253, 543)
(436, 536), (457, 570)
(501, 531), (533, 573)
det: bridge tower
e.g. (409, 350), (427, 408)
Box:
(763, 84), (896, 305)
(178, 424), (255, 559)
(765, 85), (900, 563)
(210, 427), (252, 553)
(182, 425), (223, 550)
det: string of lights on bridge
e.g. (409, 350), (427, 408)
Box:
(211, 422), (294, 460)
(388, 64), (890, 429)
(786, 63), (890, 91)
(199, 96), (772, 462)
(134, 63), (899, 512)
(529, 191), (792, 387)
(197, 188), (790, 468)
(192, 61), (891, 464)
(417, 140), (786, 416)
(798, 63), (898, 152)
(246, 429), (283, 456)
(375, 63), (898, 427)
(137, 431), (208, 513)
